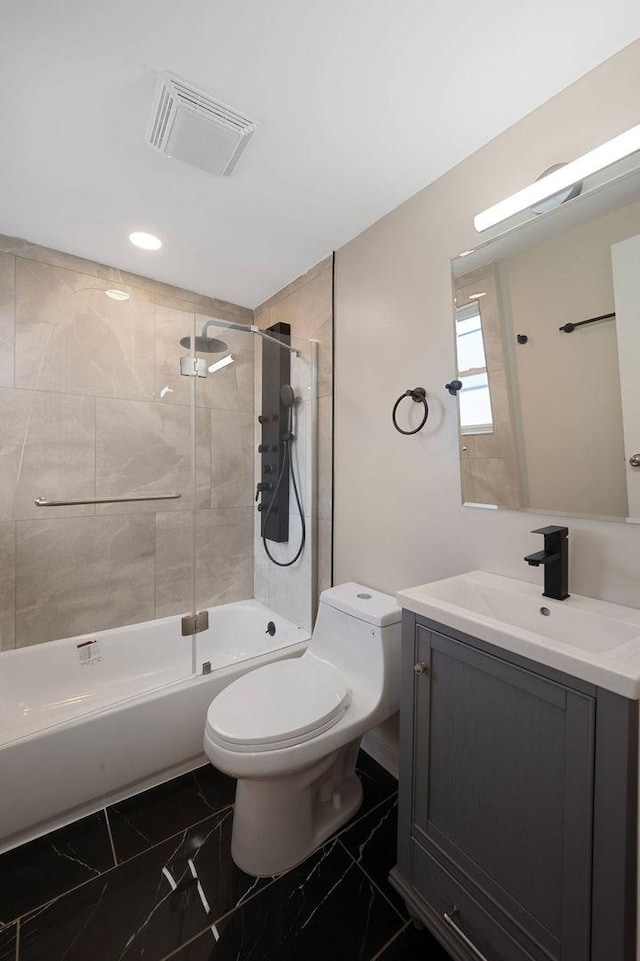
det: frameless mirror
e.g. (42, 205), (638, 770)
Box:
(451, 162), (640, 522)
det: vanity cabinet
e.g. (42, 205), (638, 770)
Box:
(391, 611), (638, 961)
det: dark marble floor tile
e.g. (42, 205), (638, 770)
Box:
(18, 808), (267, 961)
(108, 764), (236, 862)
(0, 811), (114, 925)
(339, 794), (406, 917)
(0, 922), (17, 961)
(374, 922), (452, 960)
(355, 750), (398, 820)
(162, 838), (404, 961)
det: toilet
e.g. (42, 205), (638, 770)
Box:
(204, 582), (401, 877)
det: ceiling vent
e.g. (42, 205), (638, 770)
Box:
(147, 73), (257, 176)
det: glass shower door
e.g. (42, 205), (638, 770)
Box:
(192, 315), (317, 677)
(2, 268), (199, 742)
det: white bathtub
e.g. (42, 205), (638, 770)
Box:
(0, 600), (308, 853)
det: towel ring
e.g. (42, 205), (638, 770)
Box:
(392, 388), (429, 435)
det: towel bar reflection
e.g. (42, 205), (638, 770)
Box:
(34, 492), (182, 507)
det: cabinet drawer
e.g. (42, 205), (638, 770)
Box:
(412, 840), (538, 961)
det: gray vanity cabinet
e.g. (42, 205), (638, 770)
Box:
(391, 612), (638, 961)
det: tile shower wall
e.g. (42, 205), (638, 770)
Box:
(0, 233), (254, 650)
(253, 257), (333, 631)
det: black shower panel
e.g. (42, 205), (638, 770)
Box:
(257, 321), (291, 542)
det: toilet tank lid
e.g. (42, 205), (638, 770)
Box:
(319, 583), (401, 627)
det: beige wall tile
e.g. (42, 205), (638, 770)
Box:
(0, 233), (252, 321)
(196, 508), (253, 608)
(95, 398), (210, 513)
(318, 394), (332, 522)
(15, 259), (155, 400)
(467, 457), (520, 509)
(317, 518), (332, 597)
(0, 522), (15, 650)
(155, 508), (254, 619)
(267, 512), (312, 631)
(15, 515), (155, 645)
(0, 253), (15, 388)
(0, 388), (96, 521)
(154, 511), (194, 618)
(211, 409), (255, 509)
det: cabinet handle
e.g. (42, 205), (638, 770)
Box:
(414, 662), (429, 675)
(444, 908), (490, 961)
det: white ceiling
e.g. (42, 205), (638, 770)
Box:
(1, 1), (639, 308)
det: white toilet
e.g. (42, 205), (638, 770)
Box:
(204, 582), (401, 877)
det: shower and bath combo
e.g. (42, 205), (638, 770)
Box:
(180, 318), (305, 566)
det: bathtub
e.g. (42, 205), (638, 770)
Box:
(0, 600), (309, 853)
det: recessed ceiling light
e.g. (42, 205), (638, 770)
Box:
(129, 231), (162, 250)
(105, 289), (130, 301)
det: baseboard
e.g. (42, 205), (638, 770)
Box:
(361, 723), (399, 779)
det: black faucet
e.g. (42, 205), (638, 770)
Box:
(524, 526), (570, 601)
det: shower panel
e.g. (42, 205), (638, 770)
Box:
(257, 321), (291, 543)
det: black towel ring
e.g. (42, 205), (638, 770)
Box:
(392, 388), (429, 435)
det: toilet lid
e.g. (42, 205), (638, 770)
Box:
(207, 658), (351, 748)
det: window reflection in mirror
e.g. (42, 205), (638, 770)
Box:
(451, 168), (640, 522)
(455, 301), (494, 434)
(453, 265), (522, 509)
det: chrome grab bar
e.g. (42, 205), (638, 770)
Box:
(443, 909), (490, 961)
(34, 492), (182, 507)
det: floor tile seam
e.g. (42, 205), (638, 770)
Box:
(154, 873), (281, 961)
(103, 807), (118, 867)
(104, 801), (235, 868)
(334, 791), (398, 841)
(7, 805), (236, 928)
(337, 837), (407, 923)
(368, 921), (411, 961)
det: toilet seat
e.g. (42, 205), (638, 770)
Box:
(206, 658), (351, 753)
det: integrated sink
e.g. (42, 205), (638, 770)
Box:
(397, 571), (640, 698)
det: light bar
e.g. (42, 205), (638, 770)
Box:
(208, 354), (234, 374)
(474, 123), (640, 232)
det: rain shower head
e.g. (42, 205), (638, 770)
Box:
(179, 335), (228, 353)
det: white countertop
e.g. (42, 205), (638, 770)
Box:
(397, 570), (640, 699)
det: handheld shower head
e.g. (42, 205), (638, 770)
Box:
(280, 384), (295, 408)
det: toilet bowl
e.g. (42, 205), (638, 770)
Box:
(204, 583), (401, 876)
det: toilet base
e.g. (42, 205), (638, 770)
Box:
(230, 739), (363, 877)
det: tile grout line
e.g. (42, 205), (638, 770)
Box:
(333, 791), (397, 843)
(336, 829), (407, 923)
(155, 872), (282, 961)
(368, 921), (411, 961)
(103, 807), (118, 867)
(157, 803), (402, 961)
(8, 803), (236, 928)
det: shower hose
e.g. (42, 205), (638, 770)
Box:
(261, 413), (306, 567)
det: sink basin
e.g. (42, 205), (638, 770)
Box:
(397, 571), (640, 698)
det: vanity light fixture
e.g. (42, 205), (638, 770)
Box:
(104, 289), (130, 301)
(129, 231), (162, 250)
(468, 292), (486, 299)
(208, 354), (234, 374)
(474, 122), (640, 232)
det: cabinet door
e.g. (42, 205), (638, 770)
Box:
(412, 626), (595, 961)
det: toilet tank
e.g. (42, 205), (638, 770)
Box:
(309, 583), (402, 713)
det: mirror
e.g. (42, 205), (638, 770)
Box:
(451, 163), (640, 522)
